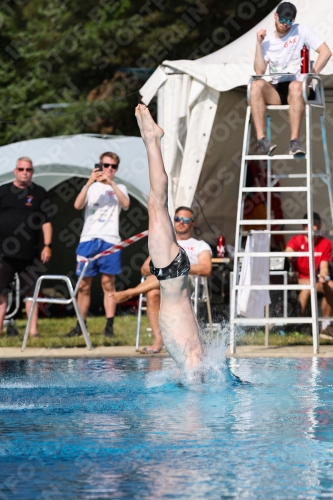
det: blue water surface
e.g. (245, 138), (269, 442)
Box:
(1, 356), (333, 499)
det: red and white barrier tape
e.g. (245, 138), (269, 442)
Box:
(77, 230), (148, 263)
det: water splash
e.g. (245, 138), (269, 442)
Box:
(145, 323), (247, 389)
(145, 367), (180, 389)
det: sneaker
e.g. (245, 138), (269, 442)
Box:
(293, 323), (312, 336)
(257, 137), (276, 155)
(300, 324), (312, 336)
(104, 324), (114, 338)
(289, 139), (305, 155)
(321, 325), (333, 338)
(6, 324), (19, 337)
(65, 321), (85, 337)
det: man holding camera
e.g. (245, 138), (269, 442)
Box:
(67, 151), (130, 338)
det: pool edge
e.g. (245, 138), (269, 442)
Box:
(1, 345), (333, 359)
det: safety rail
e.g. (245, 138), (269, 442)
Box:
(246, 73), (325, 108)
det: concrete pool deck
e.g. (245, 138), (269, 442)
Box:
(1, 344), (333, 359)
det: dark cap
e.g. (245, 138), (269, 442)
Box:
(303, 212), (321, 224)
(276, 2), (297, 20)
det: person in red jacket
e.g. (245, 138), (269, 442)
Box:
(286, 212), (333, 336)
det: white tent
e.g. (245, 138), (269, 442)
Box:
(140, 0), (333, 246)
(0, 134), (149, 207)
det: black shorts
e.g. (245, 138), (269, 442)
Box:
(273, 81), (315, 105)
(149, 246), (190, 281)
(0, 257), (45, 297)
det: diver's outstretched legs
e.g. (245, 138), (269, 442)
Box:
(135, 104), (202, 371)
(135, 104), (178, 268)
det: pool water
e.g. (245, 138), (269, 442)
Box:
(1, 356), (333, 499)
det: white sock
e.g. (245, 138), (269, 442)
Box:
(322, 320), (330, 330)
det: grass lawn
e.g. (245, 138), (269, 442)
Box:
(237, 330), (333, 346)
(1, 315), (333, 349)
(0, 315), (153, 349)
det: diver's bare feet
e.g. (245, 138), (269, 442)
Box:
(135, 104), (164, 143)
(110, 290), (134, 304)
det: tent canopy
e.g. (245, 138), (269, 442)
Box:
(139, 0), (333, 245)
(0, 134), (149, 207)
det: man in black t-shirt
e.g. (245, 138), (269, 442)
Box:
(0, 157), (54, 338)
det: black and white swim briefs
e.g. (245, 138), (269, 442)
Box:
(149, 246), (190, 281)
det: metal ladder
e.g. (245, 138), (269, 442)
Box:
(230, 75), (333, 355)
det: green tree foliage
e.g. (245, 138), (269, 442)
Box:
(0, 0), (279, 144)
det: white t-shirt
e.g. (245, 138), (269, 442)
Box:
(177, 237), (212, 265)
(80, 182), (129, 244)
(261, 24), (324, 83)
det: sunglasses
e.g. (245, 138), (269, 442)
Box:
(17, 168), (33, 172)
(102, 163), (118, 169)
(279, 17), (294, 25)
(174, 216), (193, 224)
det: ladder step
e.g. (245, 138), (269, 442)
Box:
(265, 104), (324, 110)
(239, 219), (308, 225)
(242, 230), (308, 235)
(232, 318), (313, 325)
(271, 174), (307, 179)
(266, 230), (308, 235)
(244, 155), (305, 160)
(235, 285), (311, 290)
(236, 252), (309, 258)
(241, 187), (307, 193)
(271, 173), (328, 179)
